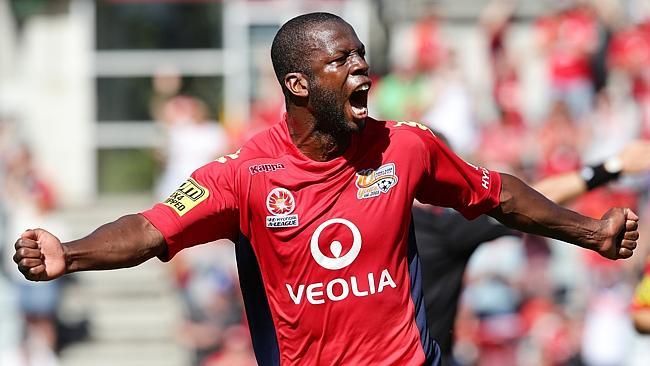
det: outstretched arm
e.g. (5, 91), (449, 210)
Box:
(488, 173), (639, 260)
(532, 139), (650, 205)
(13, 214), (165, 281)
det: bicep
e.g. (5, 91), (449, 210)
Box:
(417, 139), (501, 219)
(141, 163), (239, 261)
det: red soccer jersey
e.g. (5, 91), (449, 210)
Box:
(142, 117), (501, 365)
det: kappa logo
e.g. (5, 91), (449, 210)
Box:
(355, 163), (399, 199)
(249, 163), (285, 175)
(265, 187), (299, 228)
(163, 178), (209, 216)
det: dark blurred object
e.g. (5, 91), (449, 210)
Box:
(55, 315), (90, 353)
(9, 0), (70, 29)
(96, 1), (223, 50)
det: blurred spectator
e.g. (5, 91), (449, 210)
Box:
(170, 244), (247, 365)
(370, 64), (435, 122)
(536, 1), (599, 119)
(608, 18), (650, 138)
(371, 10), (444, 122)
(582, 89), (639, 164)
(423, 50), (479, 157)
(149, 70), (246, 365)
(245, 57), (286, 143)
(481, 0), (522, 121)
(536, 101), (585, 177)
(412, 11), (446, 73)
(581, 285), (636, 366)
(153, 94), (230, 200)
(632, 257), (650, 334)
(477, 106), (532, 173)
(201, 325), (257, 366)
(1, 144), (63, 366)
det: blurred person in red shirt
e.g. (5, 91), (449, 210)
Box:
(608, 19), (650, 138)
(477, 108), (531, 173)
(201, 325), (257, 366)
(412, 11), (446, 74)
(536, 1), (599, 119)
(536, 101), (586, 178)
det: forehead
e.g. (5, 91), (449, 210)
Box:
(307, 21), (363, 56)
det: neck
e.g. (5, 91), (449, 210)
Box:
(285, 107), (351, 162)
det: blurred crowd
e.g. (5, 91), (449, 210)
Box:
(243, 0), (650, 365)
(2, 0), (650, 365)
(367, 1), (650, 365)
(0, 115), (71, 365)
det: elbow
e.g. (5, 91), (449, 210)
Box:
(488, 173), (517, 219)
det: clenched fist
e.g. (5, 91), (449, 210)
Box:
(13, 229), (66, 281)
(597, 208), (639, 260)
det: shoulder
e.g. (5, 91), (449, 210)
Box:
(371, 118), (436, 140)
(190, 126), (283, 184)
(211, 124), (286, 168)
(370, 118), (441, 152)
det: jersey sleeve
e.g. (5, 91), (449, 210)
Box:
(141, 161), (239, 261)
(632, 262), (650, 311)
(413, 127), (502, 220)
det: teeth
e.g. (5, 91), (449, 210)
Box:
(355, 84), (370, 92)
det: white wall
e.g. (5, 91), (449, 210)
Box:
(17, 8), (95, 206)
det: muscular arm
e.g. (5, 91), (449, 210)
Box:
(64, 214), (166, 272)
(14, 214), (166, 281)
(488, 173), (638, 259)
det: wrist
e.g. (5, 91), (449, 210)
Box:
(62, 242), (74, 274)
(580, 159), (622, 191)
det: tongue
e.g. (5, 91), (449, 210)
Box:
(351, 105), (368, 118)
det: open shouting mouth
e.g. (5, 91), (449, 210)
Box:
(348, 81), (371, 120)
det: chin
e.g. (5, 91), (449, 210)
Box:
(351, 117), (366, 131)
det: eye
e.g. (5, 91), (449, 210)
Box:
(331, 54), (348, 65)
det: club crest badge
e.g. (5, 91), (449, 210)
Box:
(266, 187), (299, 228)
(355, 163), (399, 199)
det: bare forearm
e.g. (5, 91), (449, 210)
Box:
(489, 173), (605, 251)
(633, 310), (650, 334)
(63, 214), (166, 273)
(530, 172), (587, 205)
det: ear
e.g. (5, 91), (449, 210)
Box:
(284, 73), (309, 98)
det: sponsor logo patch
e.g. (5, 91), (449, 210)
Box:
(265, 187), (299, 228)
(285, 217), (398, 305)
(163, 178), (209, 216)
(355, 163), (399, 199)
(249, 163), (285, 175)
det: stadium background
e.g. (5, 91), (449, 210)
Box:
(0, 0), (649, 365)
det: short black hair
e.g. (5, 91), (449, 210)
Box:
(271, 12), (346, 94)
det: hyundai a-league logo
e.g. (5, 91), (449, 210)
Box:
(266, 187), (299, 228)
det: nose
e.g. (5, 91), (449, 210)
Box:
(350, 53), (368, 75)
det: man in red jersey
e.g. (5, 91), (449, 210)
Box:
(13, 13), (640, 366)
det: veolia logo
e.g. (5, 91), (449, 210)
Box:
(310, 218), (362, 270)
(286, 217), (397, 305)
